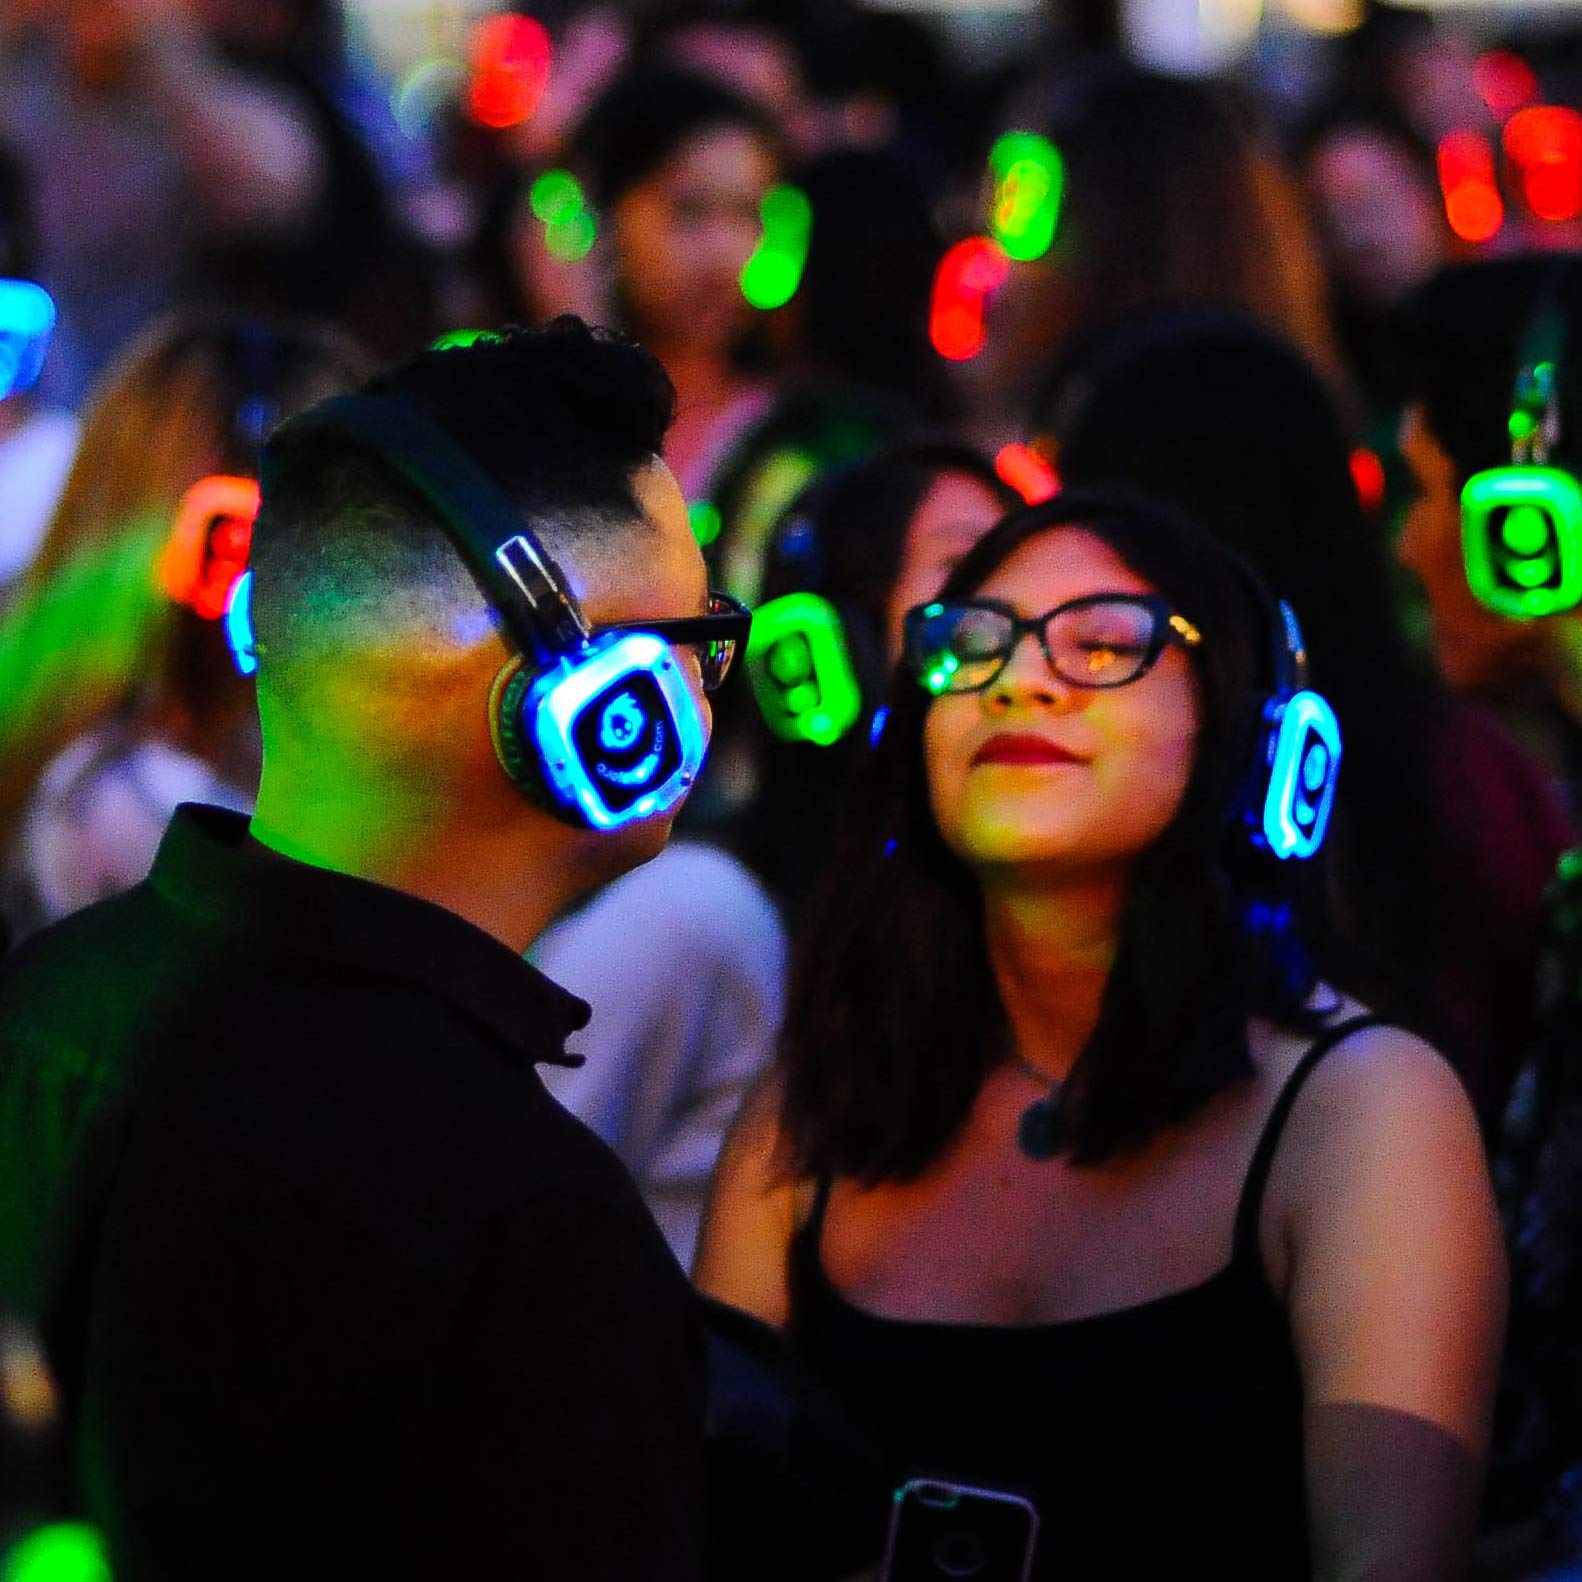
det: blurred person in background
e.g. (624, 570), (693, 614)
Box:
(0, 147), (78, 602)
(737, 442), (1014, 915)
(1297, 106), (1451, 419)
(563, 63), (784, 497)
(956, 61), (1343, 454)
(532, 833), (786, 1269)
(1385, 254), (1582, 1582)
(1393, 254), (1582, 825)
(0, 311), (365, 944)
(698, 490), (1504, 1582)
(0, 0), (422, 403)
(1036, 308), (1569, 1129)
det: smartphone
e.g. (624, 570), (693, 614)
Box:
(879, 1477), (1039, 1582)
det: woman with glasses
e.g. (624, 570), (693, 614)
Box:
(695, 490), (1503, 1580)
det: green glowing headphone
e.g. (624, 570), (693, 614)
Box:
(746, 511), (869, 748)
(1462, 284), (1582, 619)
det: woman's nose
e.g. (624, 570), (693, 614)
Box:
(983, 630), (1075, 712)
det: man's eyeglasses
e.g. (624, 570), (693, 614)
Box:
(904, 594), (1202, 696)
(600, 592), (753, 693)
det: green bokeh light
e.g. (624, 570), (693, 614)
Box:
(689, 501), (723, 547)
(987, 132), (1064, 263)
(530, 170), (583, 225)
(528, 171), (598, 262)
(1, 1524), (111, 1582)
(545, 210), (597, 262)
(740, 185), (812, 311)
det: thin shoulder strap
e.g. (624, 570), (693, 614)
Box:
(806, 1173), (835, 1249)
(1232, 1014), (1387, 1263)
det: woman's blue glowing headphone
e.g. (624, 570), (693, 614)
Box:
(1239, 594), (1340, 863)
(252, 394), (710, 833)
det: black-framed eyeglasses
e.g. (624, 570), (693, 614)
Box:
(903, 593), (1202, 696)
(600, 591), (753, 693)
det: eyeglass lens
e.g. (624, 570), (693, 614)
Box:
(916, 598), (1163, 693)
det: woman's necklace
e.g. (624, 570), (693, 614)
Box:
(1009, 1053), (1067, 1161)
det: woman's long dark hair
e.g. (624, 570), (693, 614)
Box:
(777, 488), (1334, 1183)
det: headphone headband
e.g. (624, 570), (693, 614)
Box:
(261, 392), (587, 662)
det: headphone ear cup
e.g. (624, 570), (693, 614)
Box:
(488, 659), (539, 791)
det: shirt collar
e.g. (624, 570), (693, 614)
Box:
(149, 804), (589, 1067)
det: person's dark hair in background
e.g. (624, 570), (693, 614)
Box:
(960, 59), (1342, 449)
(0, 145), (38, 284)
(789, 149), (954, 420)
(737, 442), (1015, 912)
(190, 0), (438, 363)
(1038, 307), (1571, 1128)
(0, 319), (715, 1580)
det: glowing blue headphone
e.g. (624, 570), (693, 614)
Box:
(1241, 596), (1340, 862)
(0, 279), (54, 401)
(253, 394), (710, 832)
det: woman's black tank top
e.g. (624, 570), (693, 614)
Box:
(786, 1016), (1384, 1581)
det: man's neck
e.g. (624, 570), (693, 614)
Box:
(249, 796), (584, 956)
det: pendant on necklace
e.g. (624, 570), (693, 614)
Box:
(1017, 1093), (1066, 1160)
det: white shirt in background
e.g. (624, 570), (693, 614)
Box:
(533, 839), (787, 1269)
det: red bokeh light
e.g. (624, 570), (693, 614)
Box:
(1504, 107), (1582, 223)
(995, 443), (1059, 504)
(1437, 132), (1504, 243)
(466, 14), (553, 131)
(1348, 448), (1386, 515)
(1474, 51), (1539, 120)
(929, 237), (1010, 361)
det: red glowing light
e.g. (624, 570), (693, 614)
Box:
(1474, 51), (1538, 120)
(995, 443), (1059, 504)
(1504, 107), (1582, 223)
(929, 237), (1010, 362)
(1437, 131), (1504, 243)
(159, 475), (260, 620)
(1348, 448), (1386, 514)
(466, 14), (552, 131)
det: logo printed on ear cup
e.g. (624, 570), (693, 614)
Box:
(571, 670), (682, 814)
(598, 690), (645, 752)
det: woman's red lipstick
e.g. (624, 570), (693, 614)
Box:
(971, 733), (1083, 767)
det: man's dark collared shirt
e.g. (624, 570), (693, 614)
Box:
(0, 805), (705, 1580)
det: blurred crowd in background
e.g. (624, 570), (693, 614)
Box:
(7, 0), (1582, 1576)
